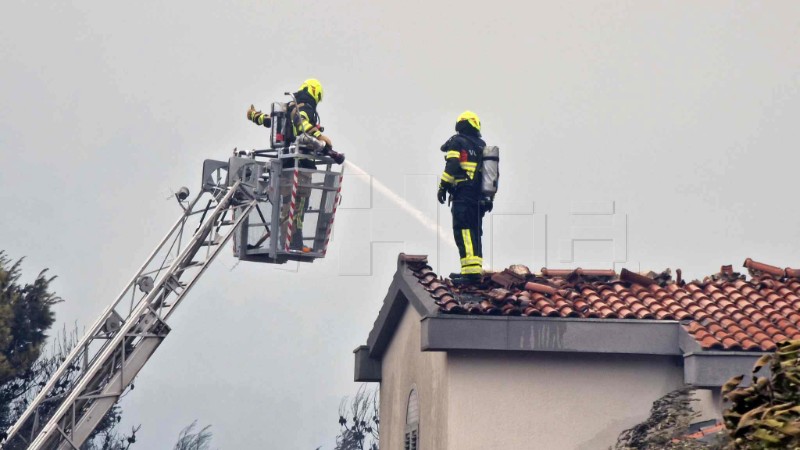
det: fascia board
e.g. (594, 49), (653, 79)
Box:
(683, 351), (768, 388)
(353, 345), (382, 382)
(421, 315), (681, 355)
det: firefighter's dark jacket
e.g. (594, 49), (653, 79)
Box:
(290, 89), (322, 140)
(439, 124), (486, 202)
(288, 90), (321, 170)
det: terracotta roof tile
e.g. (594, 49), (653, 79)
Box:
(490, 269), (527, 289)
(744, 258), (786, 278)
(405, 256), (800, 352)
(680, 422), (725, 441)
(700, 336), (724, 350)
(525, 282), (556, 295)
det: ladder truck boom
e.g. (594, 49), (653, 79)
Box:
(2, 141), (344, 449)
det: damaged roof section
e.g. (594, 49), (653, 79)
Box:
(404, 256), (800, 353)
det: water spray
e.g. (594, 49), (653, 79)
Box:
(344, 160), (457, 250)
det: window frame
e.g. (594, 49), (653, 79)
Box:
(404, 386), (420, 450)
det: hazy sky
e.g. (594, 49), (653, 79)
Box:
(2, 1), (800, 448)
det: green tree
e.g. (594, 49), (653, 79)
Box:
(723, 340), (800, 448)
(0, 251), (61, 430)
(0, 252), (136, 449)
(0, 252), (59, 386)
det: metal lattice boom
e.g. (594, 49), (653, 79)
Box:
(2, 181), (255, 449)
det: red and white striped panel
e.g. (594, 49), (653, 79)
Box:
(284, 168), (300, 252)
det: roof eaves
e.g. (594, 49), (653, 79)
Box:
(353, 345), (381, 382)
(420, 314), (769, 388)
(364, 272), (403, 359)
(364, 254), (438, 359)
(683, 350), (768, 388)
(421, 315), (682, 355)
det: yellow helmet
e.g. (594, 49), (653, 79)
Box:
(457, 110), (481, 131)
(299, 78), (323, 103)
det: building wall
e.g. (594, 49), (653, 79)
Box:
(446, 351), (685, 450)
(380, 306), (449, 450)
(694, 388), (722, 423)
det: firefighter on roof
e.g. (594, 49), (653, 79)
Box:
(438, 110), (494, 285)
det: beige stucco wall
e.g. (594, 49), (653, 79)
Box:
(380, 306), (448, 450)
(694, 388), (722, 423)
(446, 351), (685, 450)
(376, 307), (710, 449)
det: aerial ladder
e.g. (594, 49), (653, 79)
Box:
(1, 97), (345, 449)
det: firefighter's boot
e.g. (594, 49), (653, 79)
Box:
(449, 273), (482, 286)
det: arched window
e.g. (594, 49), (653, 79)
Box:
(405, 387), (419, 450)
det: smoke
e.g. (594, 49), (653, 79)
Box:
(343, 160), (457, 249)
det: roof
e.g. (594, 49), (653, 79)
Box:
(354, 254), (787, 385)
(405, 255), (800, 353)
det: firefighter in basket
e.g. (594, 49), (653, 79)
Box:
(247, 79), (344, 252)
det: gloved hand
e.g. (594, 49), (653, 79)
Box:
(247, 104), (259, 120)
(318, 134), (333, 148)
(437, 186), (448, 204)
(480, 197), (494, 215)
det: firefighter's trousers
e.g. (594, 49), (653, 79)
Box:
(451, 201), (483, 275)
